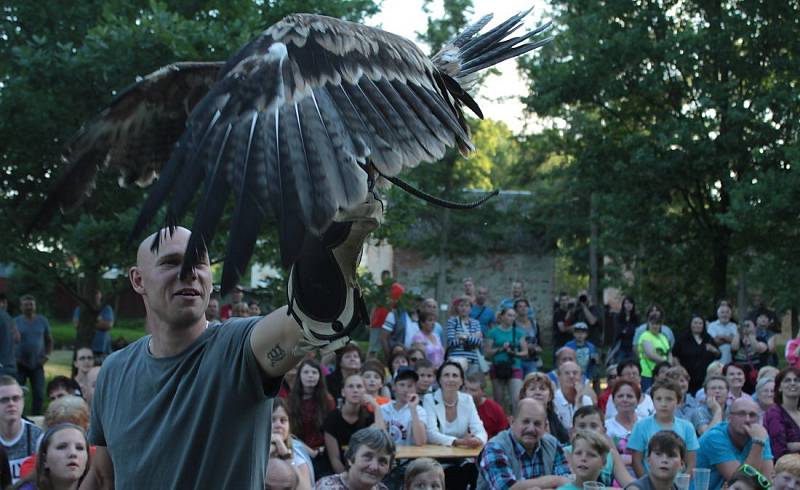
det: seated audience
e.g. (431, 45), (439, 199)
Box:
(315, 427), (395, 490)
(559, 430), (611, 490)
(445, 296), (483, 370)
(665, 366), (698, 422)
(0, 375), (43, 484)
(381, 367), (428, 447)
(696, 397), (774, 490)
(323, 374), (384, 474)
(326, 343), (364, 402)
(411, 312), (445, 369)
(485, 307), (528, 414)
(361, 360), (391, 405)
(754, 376), (775, 418)
(547, 347), (579, 389)
(271, 398), (313, 490)
(289, 359), (336, 479)
(774, 454), (800, 490)
(605, 360), (655, 420)
(520, 372), (569, 444)
(726, 464), (772, 490)
(414, 359), (437, 399)
(423, 361), (486, 488)
(403, 458), (445, 490)
(265, 457), (299, 490)
(628, 380), (699, 477)
(566, 406), (634, 488)
(624, 431), (686, 490)
(554, 361), (592, 431)
(477, 399), (571, 489)
(605, 379), (641, 473)
(693, 375), (730, 435)
(465, 372), (508, 440)
(695, 361), (725, 404)
(46, 376), (82, 402)
(765, 367), (800, 460)
(11, 423), (90, 490)
(733, 319), (769, 375)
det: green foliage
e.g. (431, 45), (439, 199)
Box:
(518, 1), (800, 320)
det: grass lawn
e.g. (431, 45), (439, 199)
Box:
(50, 318), (147, 349)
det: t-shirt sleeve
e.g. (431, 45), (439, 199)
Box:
(88, 366), (107, 446)
(703, 430), (739, 466)
(626, 420), (647, 452)
(220, 318), (281, 400)
(100, 306), (114, 322)
(382, 312), (396, 333)
(681, 420), (700, 450)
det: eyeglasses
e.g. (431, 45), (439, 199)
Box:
(739, 464), (772, 489)
(0, 395), (22, 404)
(77, 356), (94, 361)
(730, 411), (760, 419)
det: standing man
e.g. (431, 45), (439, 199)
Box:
(0, 376), (43, 483)
(566, 289), (603, 347)
(697, 397), (773, 490)
(498, 281), (535, 323)
(73, 291), (114, 363)
(0, 294), (19, 378)
(87, 195), (378, 489)
(471, 286), (496, 336)
(552, 292), (572, 354)
(14, 295), (52, 415)
(708, 302), (739, 365)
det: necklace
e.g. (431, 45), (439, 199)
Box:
(444, 397), (458, 408)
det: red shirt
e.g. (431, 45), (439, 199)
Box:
(476, 397), (509, 439)
(298, 396), (336, 449)
(599, 388), (613, 416)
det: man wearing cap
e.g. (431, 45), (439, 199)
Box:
(564, 322), (600, 380)
(381, 367), (428, 446)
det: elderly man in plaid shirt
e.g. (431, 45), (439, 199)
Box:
(477, 398), (571, 490)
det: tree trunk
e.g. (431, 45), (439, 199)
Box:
(75, 270), (100, 349)
(710, 228), (731, 305)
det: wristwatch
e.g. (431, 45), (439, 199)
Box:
(751, 438), (767, 447)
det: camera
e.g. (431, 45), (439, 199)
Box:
(579, 294), (588, 303)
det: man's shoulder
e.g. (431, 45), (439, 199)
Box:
(699, 421), (729, 444)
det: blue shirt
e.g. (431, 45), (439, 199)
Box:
(697, 422), (773, 490)
(564, 339), (597, 376)
(14, 315), (50, 369)
(627, 416), (699, 471)
(471, 304), (496, 335)
(74, 305), (115, 354)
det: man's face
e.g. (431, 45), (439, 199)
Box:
(573, 413), (604, 435)
(205, 299), (219, 320)
(756, 314), (770, 329)
(476, 287), (488, 305)
(558, 362), (582, 389)
(621, 365), (641, 385)
(464, 380), (483, 405)
(0, 384), (24, 424)
(718, 305), (731, 323)
(21, 298), (35, 315)
(463, 280), (475, 295)
(416, 368), (435, 393)
(512, 401), (547, 451)
(130, 227), (212, 329)
(728, 399), (761, 438)
(557, 349), (577, 366)
(559, 295), (569, 309)
(511, 282), (523, 298)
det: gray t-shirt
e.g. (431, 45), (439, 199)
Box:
(90, 317), (279, 490)
(0, 310), (16, 373)
(14, 315), (50, 369)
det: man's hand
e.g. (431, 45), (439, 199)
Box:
(744, 422), (768, 441)
(408, 394), (420, 409)
(707, 396), (721, 415)
(454, 436), (483, 448)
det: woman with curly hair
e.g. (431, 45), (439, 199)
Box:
(289, 358), (336, 477)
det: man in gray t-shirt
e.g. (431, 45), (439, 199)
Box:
(86, 207), (378, 489)
(13, 295), (52, 416)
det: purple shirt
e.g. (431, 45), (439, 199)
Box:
(764, 404), (800, 459)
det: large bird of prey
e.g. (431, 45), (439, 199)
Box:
(37, 9), (551, 293)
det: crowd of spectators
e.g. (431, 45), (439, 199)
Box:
(2, 278), (800, 490)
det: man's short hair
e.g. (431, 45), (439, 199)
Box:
(336, 342), (364, 363)
(571, 430), (610, 458)
(647, 430), (687, 460)
(776, 454), (800, 477)
(414, 358), (434, 371)
(555, 347), (576, 364)
(46, 376), (81, 398)
(572, 405), (602, 425)
(652, 362), (672, 379)
(19, 294), (35, 302)
(650, 380), (683, 400)
(0, 375), (19, 388)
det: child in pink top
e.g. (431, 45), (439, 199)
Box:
(786, 337), (800, 368)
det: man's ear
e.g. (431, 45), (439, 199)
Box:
(129, 267), (145, 295)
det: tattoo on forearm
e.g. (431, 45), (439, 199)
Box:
(266, 345), (286, 367)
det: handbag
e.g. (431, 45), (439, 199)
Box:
(493, 327), (516, 380)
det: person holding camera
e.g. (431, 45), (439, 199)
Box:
(566, 290), (604, 347)
(485, 308), (529, 415)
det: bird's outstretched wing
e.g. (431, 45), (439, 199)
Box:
(45, 11), (551, 293)
(31, 62), (224, 228)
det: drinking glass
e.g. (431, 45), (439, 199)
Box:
(675, 473), (691, 490)
(583, 482), (605, 490)
(693, 468), (711, 490)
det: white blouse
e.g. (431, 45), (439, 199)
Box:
(422, 390), (488, 446)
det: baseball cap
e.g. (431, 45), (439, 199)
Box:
(394, 366), (419, 383)
(574, 322), (589, 330)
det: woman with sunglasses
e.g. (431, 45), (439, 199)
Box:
(765, 367), (800, 459)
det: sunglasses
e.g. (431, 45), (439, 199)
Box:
(739, 464), (772, 489)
